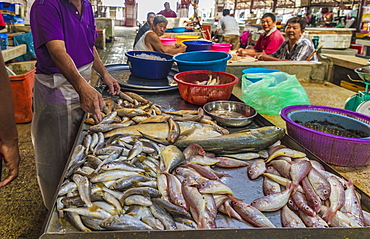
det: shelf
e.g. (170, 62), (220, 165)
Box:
(2, 44), (26, 62)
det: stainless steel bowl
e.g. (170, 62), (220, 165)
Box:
(355, 66), (370, 83)
(203, 101), (257, 127)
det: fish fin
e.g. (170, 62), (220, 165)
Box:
(88, 204), (99, 212)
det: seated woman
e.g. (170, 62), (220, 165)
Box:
(134, 15), (186, 55)
(252, 17), (318, 62)
(237, 13), (284, 57)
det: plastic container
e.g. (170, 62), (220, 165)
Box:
(160, 38), (176, 46)
(173, 27), (186, 33)
(8, 61), (36, 123)
(0, 33), (8, 50)
(242, 68), (281, 83)
(175, 35), (200, 45)
(174, 70), (239, 105)
(281, 105), (370, 167)
(125, 51), (173, 79)
(183, 40), (213, 52)
(211, 43), (232, 52)
(173, 51), (231, 72)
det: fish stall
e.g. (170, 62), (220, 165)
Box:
(39, 86), (370, 238)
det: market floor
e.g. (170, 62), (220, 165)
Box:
(0, 26), (137, 239)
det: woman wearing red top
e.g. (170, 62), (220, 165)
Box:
(237, 13), (284, 57)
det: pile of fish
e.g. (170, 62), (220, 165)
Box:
(55, 91), (369, 232)
(247, 145), (370, 228)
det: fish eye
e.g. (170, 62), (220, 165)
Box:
(314, 200), (318, 204)
(304, 206), (310, 210)
(248, 170), (252, 174)
(324, 190), (328, 194)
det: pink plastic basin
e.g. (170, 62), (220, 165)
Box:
(211, 43), (232, 52)
(160, 38), (176, 46)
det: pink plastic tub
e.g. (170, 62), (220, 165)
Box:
(160, 38), (176, 46)
(211, 43), (232, 52)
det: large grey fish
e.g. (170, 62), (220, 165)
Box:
(174, 126), (285, 153)
(100, 215), (153, 231)
(104, 122), (225, 139)
(160, 145), (185, 173)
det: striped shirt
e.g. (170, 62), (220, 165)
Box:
(272, 35), (318, 61)
(217, 15), (240, 36)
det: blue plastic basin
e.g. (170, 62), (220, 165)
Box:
(125, 51), (173, 79)
(173, 27), (186, 33)
(183, 40), (213, 52)
(173, 51), (231, 72)
(242, 68), (281, 83)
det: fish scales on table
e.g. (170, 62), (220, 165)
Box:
(57, 92), (370, 232)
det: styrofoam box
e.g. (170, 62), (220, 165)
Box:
(304, 28), (355, 49)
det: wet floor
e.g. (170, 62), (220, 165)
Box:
(0, 26), (137, 239)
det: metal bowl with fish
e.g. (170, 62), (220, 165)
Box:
(203, 101), (257, 127)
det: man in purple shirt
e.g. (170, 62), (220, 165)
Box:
(30, 0), (120, 209)
(158, 2), (177, 18)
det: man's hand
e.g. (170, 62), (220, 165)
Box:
(102, 74), (120, 95)
(78, 84), (104, 121)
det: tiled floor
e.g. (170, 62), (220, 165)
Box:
(0, 26), (137, 239)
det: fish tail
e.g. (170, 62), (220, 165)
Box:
(322, 208), (336, 224)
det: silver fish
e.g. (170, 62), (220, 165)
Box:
(149, 203), (177, 230)
(72, 174), (93, 209)
(101, 215), (153, 230)
(66, 211), (92, 232)
(103, 191), (124, 215)
(125, 195), (153, 206)
(319, 205), (361, 227)
(63, 207), (112, 219)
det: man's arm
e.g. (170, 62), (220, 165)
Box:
(92, 46), (120, 95)
(45, 40), (104, 120)
(147, 33), (186, 55)
(0, 49), (20, 187)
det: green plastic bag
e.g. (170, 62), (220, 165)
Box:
(241, 72), (310, 116)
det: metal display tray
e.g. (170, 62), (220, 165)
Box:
(40, 88), (370, 238)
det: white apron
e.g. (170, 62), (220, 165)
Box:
(31, 63), (92, 210)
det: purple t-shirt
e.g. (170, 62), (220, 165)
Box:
(30, 0), (96, 75)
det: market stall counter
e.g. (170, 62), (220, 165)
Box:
(39, 84), (370, 238)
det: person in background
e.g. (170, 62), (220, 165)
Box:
(134, 15), (186, 55)
(0, 48), (20, 188)
(184, 1), (202, 29)
(157, 2), (177, 18)
(30, 0), (120, 209)
(252, 17), (317, 62)
(237, 13), (284, 57)
(214, 9), (240, 50)
(134, 12), (156, 48)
